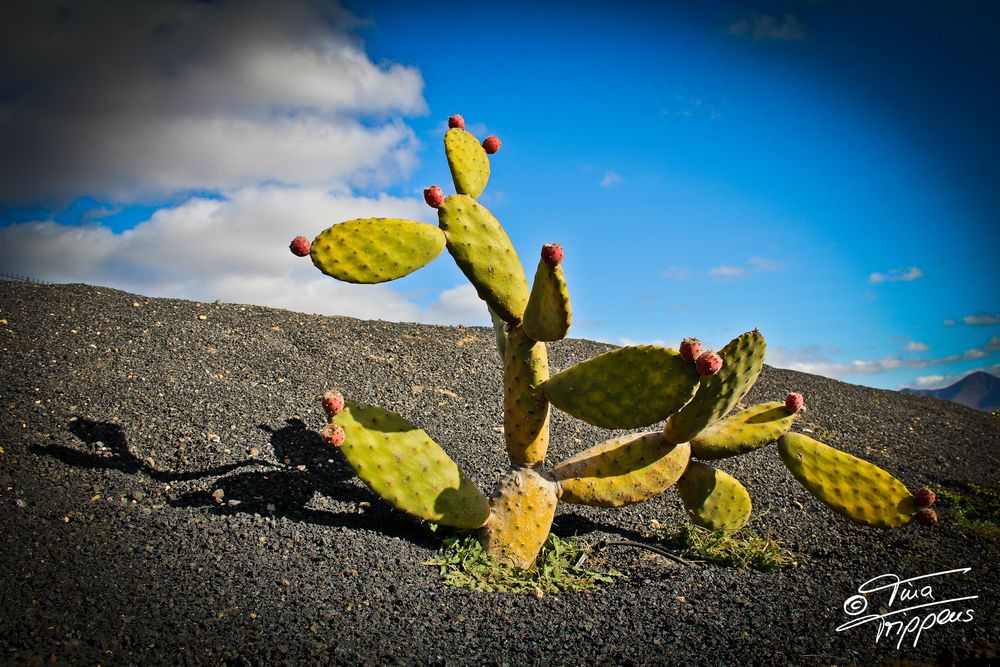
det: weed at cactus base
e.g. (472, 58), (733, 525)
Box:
(424, 534), (622, 593)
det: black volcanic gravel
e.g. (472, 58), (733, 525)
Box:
(1, 281), (997, 665)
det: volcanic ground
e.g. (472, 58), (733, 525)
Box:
(1, 281), (997, 665)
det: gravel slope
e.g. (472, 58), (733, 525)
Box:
(1, 281), (997, 666)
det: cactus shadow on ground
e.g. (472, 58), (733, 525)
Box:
(551, 511), (658, 546)
(30, 417), (440, 548)
(31, 417), (259, 482)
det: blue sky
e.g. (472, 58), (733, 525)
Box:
(1, 0), (997, 391)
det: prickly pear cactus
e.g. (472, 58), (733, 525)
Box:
(289, 115), (937, 569)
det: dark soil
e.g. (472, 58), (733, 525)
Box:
(1, 281), (997, 666)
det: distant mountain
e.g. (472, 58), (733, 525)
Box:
(902, 371), (1000, 412)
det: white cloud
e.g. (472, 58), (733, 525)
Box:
(727, 12), (806, 41)
(617, 338), (670, 348)
(0, 186), (498, 326)
(963, 313), (1000, 325)
(706, 257), (785, 282)
(0, 0), (426, 203)
(869, 266), (924, 283)
(905, 364), (1000, 391)
(600, 171), (622, 188)
(943, 319), (958, 327)
(914, 375), (947, 388)
(904, 341), (929, 352)
(709, 266), (747, 279)
(423, 284), (491, 326)
(769, 335), (1000, 380)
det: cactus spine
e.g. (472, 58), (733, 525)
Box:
(291, 115), (933, 569)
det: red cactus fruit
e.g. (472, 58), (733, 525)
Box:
(289, 235), (311, 257)
(679, 338), (702, 363)
(482, 135), (501, 154)
(320, 423), (345, 448)
(785, 392), (805, 413)
(321, 390), (345, 417)
(914, 488), (936, 507)
(423, 185), (445, 208)
(448, 114), (465, 129)
(696, 351), (723, 376)
(541, 243), (563, 266)
(914, 507), (938, 526)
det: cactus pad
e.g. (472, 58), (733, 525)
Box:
(310, 218), (446, 284)
(553, 433), (690, 507)
(677, 461), (752, 531)
(663, 330), (766, 444)
(438, 195), (529, 323)
(541, 345), (700, 429)
(445, 128), (490, 198)
(523, 257), (572, 342)
(503, 326), (551, 466)
(333, 403), (490, 529)
(481, 468), (559, 568)
(690, 401), (797, 460)
(777, 433), (916, 528)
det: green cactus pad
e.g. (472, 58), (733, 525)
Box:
(445, 128), (490, 198)
(690, 401), (798, 460)
(677, 461), (752, 531)
(503, 326), (551, 466)
(310, 218), (446, 284)
(777, 433), (916, 528)
(481, 467), (559, 568)
(553, 433), (690, 507)
(523, 258), (572, 342)
(663, 330), (766, 445)
(333, 403), (490, 529)
(438, 195), (529, 323)
(540, 345), (699, 429)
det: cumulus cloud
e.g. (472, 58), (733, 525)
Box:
(0, 187), (487, 326)
(0, 0), (426, 204)
(600, 171), (622, 188)
(904, 341), (929, 352)
(727, 12), (806, 41)
(869, 266), (924, 283)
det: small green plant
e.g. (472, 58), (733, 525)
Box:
(936, 483), (1000, 541)
(660, 524), (798, 571)
(812, 427), (838, 442)
(424, 534), (622, 594)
